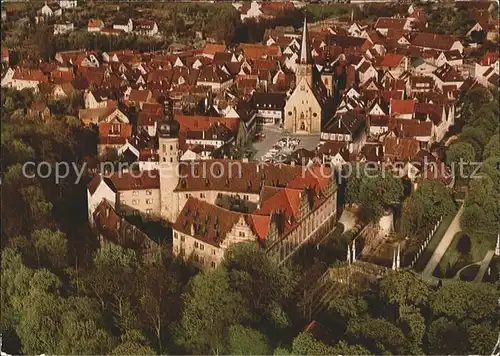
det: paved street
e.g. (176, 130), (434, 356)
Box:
(253, 125), (321, 161)
(421, 204), (464, 280)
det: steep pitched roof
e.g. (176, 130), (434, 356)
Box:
(173, 197), (268, 247)
(375, 17), (407, 30)
(380, 53), (405, 68)
(390, 99), (416, 115)
(105, 170), (160, 191)
(410, 32), (460, 51)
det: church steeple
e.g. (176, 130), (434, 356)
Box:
(299, 16), (311, 64)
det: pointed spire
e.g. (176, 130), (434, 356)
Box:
(396, 244), (401, 270)
(299, 16), (311, 64)
(495, 232), (500, 256)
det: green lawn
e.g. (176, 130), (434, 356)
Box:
(413, 214), (455, 273)
(434, 230), (496, 278)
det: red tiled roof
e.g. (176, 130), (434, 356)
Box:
(176, 115), (239, 133)
(129, 89), (151, 102)
(390, 99), (416, 115)
(375, 17), (407, 30)
(108, 170), (160, 191)
(138, 112), (162, 127)
(99, 122), (132, 137)
(256, 187), (301, 221)
(240, 43), (281, 60)
(88, 19), (104, 28)
(51, 69), (74, 82)
(383, 137), (421, 160)
(12, 68), (48, 83)
(481, 51), (499, 66)
(203, 43), (226, 56)
(410, 32), (459, 51)
(92, 199), (153, 250)
(173, 197), (268, 247)
(389, 118), (433, 138)
(380, 53), (405, 68)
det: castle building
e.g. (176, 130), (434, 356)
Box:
(88, 97), (339, 269)
(283, 17), (330, 135)
(172, 163), (338, 268)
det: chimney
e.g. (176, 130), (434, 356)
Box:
(256, 164), (260, 173)
(190, 223), (195, 236)
(242, 157), (248, 163)
(376, 146), (380, 156)
(291, 160), (296, 166)
(397, 138), (400, 145)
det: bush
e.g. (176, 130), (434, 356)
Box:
(456, 233), (471, 255)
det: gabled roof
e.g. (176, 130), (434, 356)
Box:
(410, 32), (460, 51)
(380, 53), (405, 68)
(323, 112), (366, 136)
(198, 65), (232, 83)
(104, 170), (160, 191)
(383, 137), (421, 160)
(389, 118), (433, 138)
(173, 197), (268, 247)
(433, 63), (464, 82)
(390, 99), (416, 115)
(12, 68), (48, 82)
(92, 199), (153, 250)
(203, 43), (226, 57)
(375, 17), (407, 30)
(252, 91), (286, 109)
(240, 43), (281, 60)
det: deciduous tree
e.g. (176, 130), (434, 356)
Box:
(225, 325), (271, 355)
(177, 267), (249, 354)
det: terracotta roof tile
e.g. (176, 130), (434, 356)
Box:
(173, 197), (265, 247)
(380, 53), (405, 68)
(390, 99), (416, 115)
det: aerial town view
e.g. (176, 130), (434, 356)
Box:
(0, 0), (499, 354)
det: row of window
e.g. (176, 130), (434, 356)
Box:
(132, 190), (153, 196)
(174, 232), (218, 256)
(162, 144), (179, 152)
(321, 133), (351, 142)
(131, 199), (155, 205)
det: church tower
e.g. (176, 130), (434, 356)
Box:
(296, 16), (313, 87)
(158, 98), (180, 223)
(283, 16), (326, 135)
